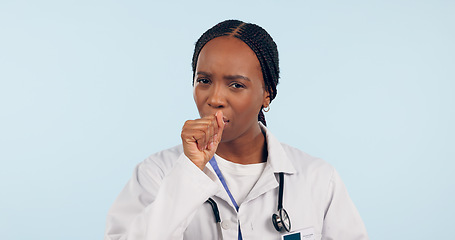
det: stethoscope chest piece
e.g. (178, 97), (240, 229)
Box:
(272, 208), (291, 232)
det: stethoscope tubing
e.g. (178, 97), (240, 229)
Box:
(206, 198), (221, 223)
(205, 171), (290, 238)
(207, 198), (224, 240)
(277, 172), (284, 210)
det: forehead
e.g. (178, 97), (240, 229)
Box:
(196, 36), (262, 74)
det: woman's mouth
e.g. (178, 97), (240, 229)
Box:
(223, 117), (230, 124)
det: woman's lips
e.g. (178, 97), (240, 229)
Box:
(223, 117), (229, 124)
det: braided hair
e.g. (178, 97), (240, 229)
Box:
(192, 20), (279, 126)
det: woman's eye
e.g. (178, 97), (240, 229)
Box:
(231, 83), (245, 89)
(197, 78), (210, 84)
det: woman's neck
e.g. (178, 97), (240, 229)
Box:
(216, 127), (268, 165)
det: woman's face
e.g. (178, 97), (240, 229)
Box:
(193, 36), (269, 142)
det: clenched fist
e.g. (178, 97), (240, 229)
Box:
(181, 111), (225, 170)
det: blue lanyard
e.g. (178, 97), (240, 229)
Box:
(209, 156), (243, 240)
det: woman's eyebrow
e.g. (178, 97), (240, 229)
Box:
(196, 72), (251, 82)
(196, 71), (212, 77)
(223, 75), (251, 81)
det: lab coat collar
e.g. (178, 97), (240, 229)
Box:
(259, 122), (296, 175)
(205, 122), (296, 209)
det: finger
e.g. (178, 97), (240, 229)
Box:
(212, 114), (220, 135)
(202, 123), (213, 151)
(182, 116), (220, 151)
(183, 118), (215, 129)
(200, 119), (218, 150)
(196, 116), (218, 150)
(182, 120), (215, 136)
(209, 115), (218, 142)
(209, 115), (219, 138)
(207, 137), (216, 151)
(182, 129), (207, 146)
(183, 122), (217, 151)
(214, 111), (225, 143)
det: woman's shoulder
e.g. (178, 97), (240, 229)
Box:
(137, 144), (185, 176)
(144, 144), (184, 162)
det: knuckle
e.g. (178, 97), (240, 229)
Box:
(182, 121), (190, 129)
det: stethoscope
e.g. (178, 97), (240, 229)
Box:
(205, 159), (291, 239)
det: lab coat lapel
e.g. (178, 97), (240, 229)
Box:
(243, 123), (297, 204)
(205, 161), (239, 211)
(243, 164), (278, 204)
(261, 123), (296, 174)
(204, 123), (297, 209)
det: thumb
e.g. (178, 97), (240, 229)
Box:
(214, 110), (225, 144)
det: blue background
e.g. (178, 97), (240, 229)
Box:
(1, 0), (454, 239)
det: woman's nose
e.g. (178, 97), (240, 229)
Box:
(207, 86), (226, 108)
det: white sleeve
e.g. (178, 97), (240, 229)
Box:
(104, 154), (219, 240)
(321, 169), (369, 240)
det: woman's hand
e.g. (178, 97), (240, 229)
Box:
(181, 111), (225, 170)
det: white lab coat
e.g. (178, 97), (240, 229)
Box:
(104, 124), (368, 240)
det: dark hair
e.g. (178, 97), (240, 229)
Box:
(192, 19), (279, 126)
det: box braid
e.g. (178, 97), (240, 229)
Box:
(192, 19), (279, 126)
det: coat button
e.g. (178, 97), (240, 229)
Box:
(221, 221), (230, 230)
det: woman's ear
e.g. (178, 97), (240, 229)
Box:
(262, 93), (271, 109)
